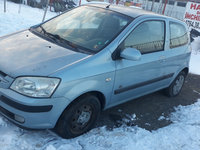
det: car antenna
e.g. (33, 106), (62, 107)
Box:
(106, 4), (110, 8)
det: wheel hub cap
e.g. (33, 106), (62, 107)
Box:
(173, 75), (184, 95)
(77, 111), (91, 125)
(71, 105), (92, 131)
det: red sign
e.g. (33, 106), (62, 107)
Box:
(184, 2), (200, 31)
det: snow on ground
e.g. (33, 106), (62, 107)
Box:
(190, 37), (200, 75)
(0, 1), (200, 150)
(0, 0), (56, 36)
(0, 100), (200, 150)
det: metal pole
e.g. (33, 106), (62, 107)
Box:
(162, 0), (168, 15)
(145, 0), (148, 10)
(4, 0), (6, 13)
(42, 0), (50, 22)
(151, 0), (155, 11)
(18, 0), (22, 14)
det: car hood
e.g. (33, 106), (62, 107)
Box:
(0, 30), (90, 77)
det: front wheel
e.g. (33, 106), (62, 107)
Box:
(55, 95), (101, 139)
(164, 71), (186, 97)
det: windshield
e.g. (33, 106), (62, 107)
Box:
(34, 6), (132, 53)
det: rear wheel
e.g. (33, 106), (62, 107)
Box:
(55, 95), (101, 139)
(165, 71), (186, 97)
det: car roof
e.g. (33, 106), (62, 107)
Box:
(85, 3), (172, 19)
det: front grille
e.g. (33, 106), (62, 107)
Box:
(0, 106), (15, 121)
(0, 95), (53, 113)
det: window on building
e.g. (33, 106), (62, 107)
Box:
(168, 0), (175, 5)
(177, 2), (186, 7)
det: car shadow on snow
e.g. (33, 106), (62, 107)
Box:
(96, 73), (200, 131)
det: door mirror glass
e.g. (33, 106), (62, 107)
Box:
(120, 48), (141, 61)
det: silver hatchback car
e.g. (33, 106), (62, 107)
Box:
(0, 4), (191, 138)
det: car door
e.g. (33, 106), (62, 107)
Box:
(160, 20), (190, 86)
(110, 19), (168, 106)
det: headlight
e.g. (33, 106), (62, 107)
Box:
(10, 77), (60, 98)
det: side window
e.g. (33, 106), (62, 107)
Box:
(122, 20), (165, 54)
(170, 22), (188, 48)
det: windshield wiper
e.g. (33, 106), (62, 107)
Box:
(36, 26), (90, 54)
(39, 26), (47, 34)
(38, 26), (61, 42)
(63, 39), (87, 53)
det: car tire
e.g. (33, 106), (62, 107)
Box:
(164, 71), (186, 97)
(55, 95), (101, 139)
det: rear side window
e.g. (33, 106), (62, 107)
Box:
(170, 22), (188, 48)
(122, 20), (165, 54)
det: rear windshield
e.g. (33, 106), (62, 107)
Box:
(34, 6), (132, 53)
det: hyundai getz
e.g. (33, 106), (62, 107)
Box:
(0, 4), (191, 138)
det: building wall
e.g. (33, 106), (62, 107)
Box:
(143, 0), (187, 20)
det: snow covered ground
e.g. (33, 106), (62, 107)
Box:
(190, 37), (200, 75)
(0, 0), (56, 36)
(0, 1), (200, 150)
(1, 100), (200, 150)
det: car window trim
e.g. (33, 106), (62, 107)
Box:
(112, 19), (166, 59)
(123, 19), (166, 54)
(169, 21), (189, 49)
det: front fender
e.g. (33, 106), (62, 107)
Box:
(54, 71), (115, 108)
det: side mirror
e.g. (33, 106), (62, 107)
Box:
(120, 48), (141, 61)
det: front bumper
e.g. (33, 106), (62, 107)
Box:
(0, 88), (71, 129)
